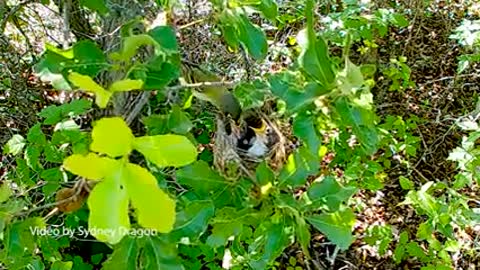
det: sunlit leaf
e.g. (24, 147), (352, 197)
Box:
(3, 135), (25, 155)
(133, 134), (197, 167)
(125, 163), (175, 233)
(68, 72), (112, 108)
(90, 117), (134, 157)
(307, 209), (356, 250)
(63, 153), (119, 180)
(279, 146), (320, 188)
(88, 169), (130, 244)
(108, 79), (143, 92)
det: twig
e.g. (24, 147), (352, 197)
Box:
(62, 0), (71, 48)
(419, 73), (480, 88)
(178, 18), (206, 30)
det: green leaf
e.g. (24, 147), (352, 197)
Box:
(39, 99), (92, 125)
(293, 113), (320, 154)
(335, 97), (379, 155)
(233, 80), (268, 110)
(306, 208), (356, 250)
(391, 13), (409, 27)
(142, 61), (180, 90)
(51, 261), (73, 270)
(176, 161), (228, 196)
(279, 146), (320, 188)
(102, 236), (139, 270)
(0, 183), (11, 203)
(143, 114), (170, 135)
(206, 222), (243, 248)
(27, 123), (47, 145)
(68, 72), (112, 108)
(87, 168), (130, 244)
(307, 176), (357, 212)
(4, 218), (45, 258)
(63, 153), (119, 180)
(4, 135), (26, 155)
(257, 0), (277, 21)
(44, 143), (65, 163)
(168, 106), (193, 134)
(338, 58), (364, 95)
(268, 72), (329, 112)
(133, 134), (197, 167)
(110, 34), (160, 62)
(297, 0), (335, 86)
(90, 117), (134, 157)
(80, 0), (108, 15)
(295, 216), (311, 259)
(237, 14), (268, 60)
(255, 161), (275, 186)
(148, 26), (178, 52)
(125, 163), (176, 233)
(140, 236), (184, 270)
(24, 145), (43, 171)
(35, 41), (107, 89)
(249, 219), (290, 270)
(399, 176), (414, 190)
(171, 200), (214, 241)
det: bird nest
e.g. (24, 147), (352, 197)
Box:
(213, 110), (289, 179)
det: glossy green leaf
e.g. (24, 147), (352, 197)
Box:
(102, 236), (139, 270)
(125, 163), (176, 233)
(68, 72), (112, 108)
(80, 0), (108, 15)
(88, 169), (130, 244)
(257, 0), (278, 21)
(176, 161), (229, 196)
(91, 117), (134, 157)
(307, 176), (357, 212)
(133, 134), (197, 167)
(206, 222), (243, 248)
(143, 61), (180, 90)
(171, 200), (214, 241)
(306, 209), (356, 250)
(297, 0), (335, 86)
(4, 135), (26, 155)
(143, 114), (170, 135)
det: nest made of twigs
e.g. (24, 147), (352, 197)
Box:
(213, 109), (289, 178)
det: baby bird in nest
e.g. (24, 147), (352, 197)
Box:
(181, 61), (276, 160)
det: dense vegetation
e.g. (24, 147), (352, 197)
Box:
(1, 0), (480, 269)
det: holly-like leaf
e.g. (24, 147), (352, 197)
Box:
(176, 161), (229, 196)
(63, 153), (119, 180)
(87, 169), (130, 244)
(90, 117), (134, 157)
(3, 135), (26, 155)
(306, 176), (357, 212)
(102, 236), (139, 270)
(108, 79), (144, 92)
(306, 209), (356, 250)
(68, 72), (112, 108)
(125, 163), (175, 233)
(133, 134), (197, 167)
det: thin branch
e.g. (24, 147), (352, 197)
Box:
(178, 18), (206, 30)
(125, 91), (150, 125)
(62, 0), (71, 48)
(165, 80), (236, 91)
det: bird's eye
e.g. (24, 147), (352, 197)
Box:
(243, 139), (248, 144)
